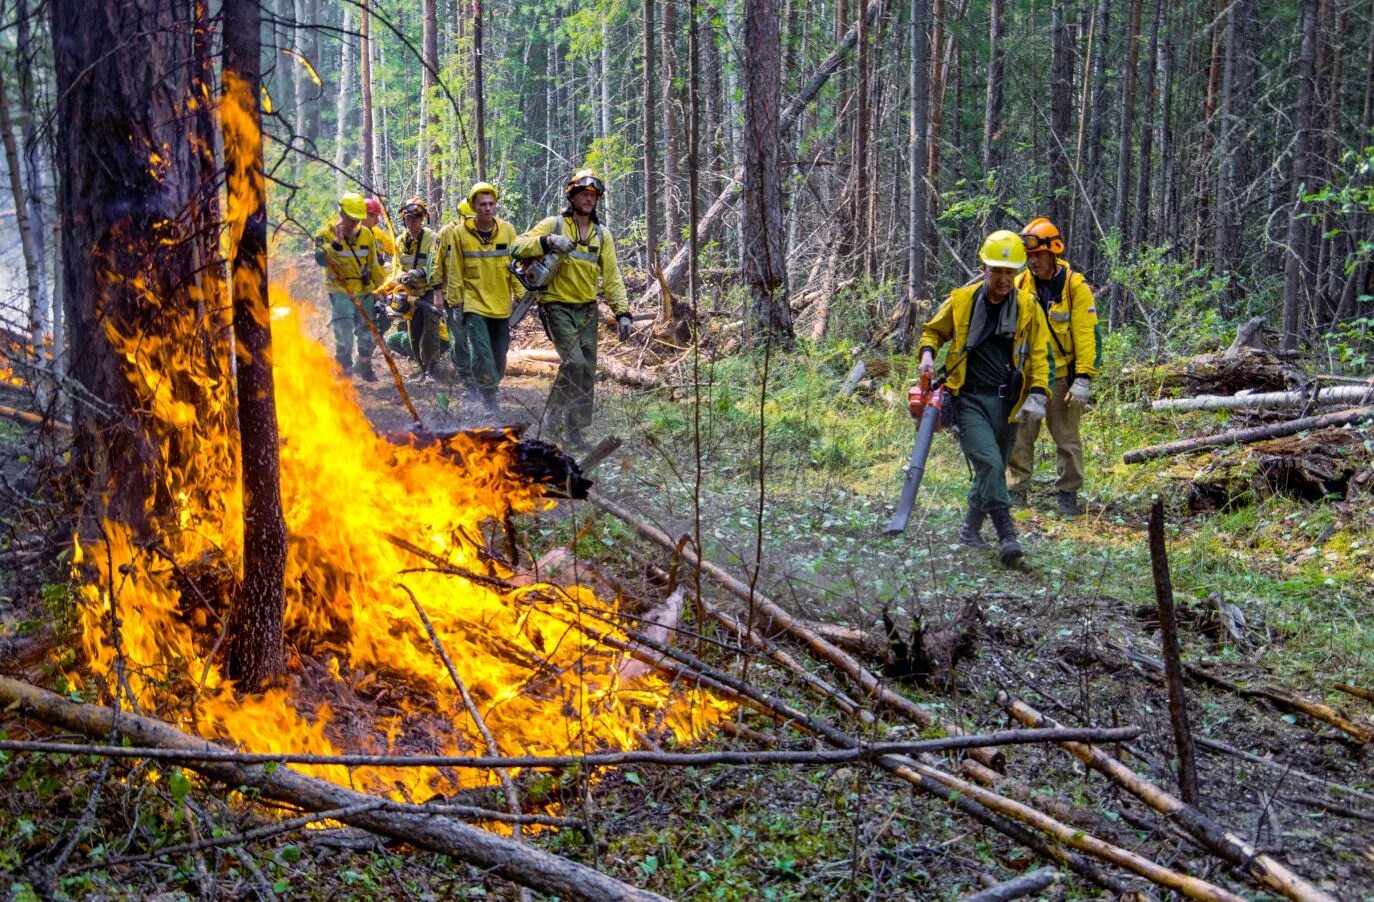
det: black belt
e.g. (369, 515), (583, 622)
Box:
(961, 381), (1013, 398)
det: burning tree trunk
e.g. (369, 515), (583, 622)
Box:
(223, 0), (288, 690)
(53, 0), (234, 536)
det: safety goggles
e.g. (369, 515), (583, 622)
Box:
(1020, 233), (1058, 252)
(569, 177), (604, 196)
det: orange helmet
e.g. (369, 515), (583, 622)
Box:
(1020, 217), (1064, 256)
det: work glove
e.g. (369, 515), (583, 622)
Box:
(917, 351), (936, 381)
(1017, 392), (1047, 423)
(399, 268), (425, 288)
(616, 313), (633, 342)
(543, 233), (575, 254)
(1067, 377), (1092, 408)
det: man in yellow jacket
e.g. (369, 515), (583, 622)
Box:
(435, 183), (525, 414)
(1005, 217), (1100, 517)
(313, 191), (386, 381)
(513, 169), (632, 447)
(392, 196), (442, 382)
(919, 230), (1050, 566)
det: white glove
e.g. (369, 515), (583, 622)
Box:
(1067, 378), (1092, 408)
(544, 233), (575, 254)
(1017, 392), (1047, 423)
(918, 352), (936, 380)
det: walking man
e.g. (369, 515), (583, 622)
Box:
(313, 191), (385, 381)
(394, 196), (442, 382)
(919, 230), (1050, 566)
(513, 169), (633, 447)
(435, 199), (476, 388)
(435, 182), (525, 414)
(1005, 217), (1100, 517)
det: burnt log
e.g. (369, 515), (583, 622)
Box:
(383, 427), (591, 499)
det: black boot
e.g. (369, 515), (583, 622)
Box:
(958, 504), (989, 549)
(989, 507), (1024, 567)
(1056, 491), (1082, 518)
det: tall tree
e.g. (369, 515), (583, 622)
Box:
(222, 0), (288, 691)
(472, 0), (487, 179)
(897, 0), (932, 352)
(982, 0), (1005, 180)
(333, 8), (353, 194)
(360, 0), (375, 190)
(1282, 0), (1319, 350)
(644, 0), (662, 309)
(1109, 0), (1143, 325)
(52, 0), (232, 534)
(743, 0), (791, 341)
(421, 0), (441, 211)
(13, 0), (50, 348)
(0, 66), (43, 346)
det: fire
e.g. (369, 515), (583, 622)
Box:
(71, 292), (727, 802)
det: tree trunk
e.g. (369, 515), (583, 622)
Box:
(662, 0), (681, 243)
(1281, 0), (1319, 351)
(897, 0), (931, 353)
(422, 0), (441, 212)
(1133, 0), (1162, 250)
(0, 67), (43, 347)
(334, 9), (354, 194)
(52, 0), (232, 535)
(644, 0), (662, 308)
(982, 0), (1006, 180)
(360, 0), (374, 190)
(473, 0), (487, 179)
(222, 0), (288, 692)
(1048, 1), (1073, 232)
(1076, 0), (1109, 272)
(1212, 0), (1237, 299)
(1109, 0), (1143, 327)
(743, 0), (791, 342)
(13, 0), (50, 347)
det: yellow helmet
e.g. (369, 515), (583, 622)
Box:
(458, 199), (475, 217)
(979, 230), (1027, 271)
(339, 192), (367, 220)
(399, 195), (429, 221)
(565, 168), (604, 200)
(467, 181), (499, 207)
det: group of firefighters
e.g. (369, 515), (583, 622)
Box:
(919, 219), (1099, 568)
(315, 176), (1095, 566)
(313, 168), (630, 447)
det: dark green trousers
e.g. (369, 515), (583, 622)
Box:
(407, 293), (441, 377)
(327, 292), (376, 370)
(445, 307), (472, 382)
(955, 391), (1017, 512)
(464, 312), (511, 402)
(541, 301), (599, 429)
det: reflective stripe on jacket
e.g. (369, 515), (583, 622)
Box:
(397, 227), (439, 297)
(919, 280), (1050, 422)
(512, 215), (629, 315)
(313, 223), (384, 295)
(1015, 260), (1099, 380)
(435, 217), (525, 318)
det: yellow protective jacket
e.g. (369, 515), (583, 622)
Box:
(373, 226), (396, 260)
(1015, 260), (1099, 380)
(396, 227), (439, 297)
(435, 216), (526, 318)
(919, 280), (1050, 421)
(512, 214), (629, 315)
(313, 223), (385, 295)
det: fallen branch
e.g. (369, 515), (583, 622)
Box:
(1001, 693), (1337, 902)
(1148, 385), (1374, 412)
(1123, 406), (1374, 464)
(0, 676), (668, 902)
(587, 490), (1006, 768)
(0, 402), (70, 430)
(1332, 682), (1374, 704)
(1194, 735), (1374, 806)
(965, 867), (1059, 902)
(1149, 498), (1200, 804)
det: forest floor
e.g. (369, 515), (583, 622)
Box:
(1, 288), (1373, 899)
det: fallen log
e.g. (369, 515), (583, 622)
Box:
(1149, 499), (1200, 804)
(506, 350), (659, 387)
(964, 867), (1059, 902)
(1122, 405), (1374, 463)
(837, 361), (866, 398)
(1333, 682), (1374, 704)
(0, 677), (667, 902)
(1001, 693), (1337, 902)
(1148, 384), (1374, 411)
(587, 489), (1006, 768)
(0, 402), (70, 430)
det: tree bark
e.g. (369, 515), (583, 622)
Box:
(897, 0), (931, 353)
(1148, 499), (1200, 805)
(472, 0), (487, 179)
(1281, 0), (1319, 351)
(982, 0), (1005, 180)
(359, 0), (375, 190)
(661, 0), (681, 243)
(223, 0), (288, 692)
(743, 0), (791, 342)
(1133, 0), (1163, 249)
(334, 8), (354, 194)
(0, 67), (43, 347)
(1047, 1), (1072, 232)
(52, 0), (233, 536)
(422, 0), (441, 213)
(13, 0), (50, 347)
(644, 0), (661, 308)
(1109, 0), (1143, 327)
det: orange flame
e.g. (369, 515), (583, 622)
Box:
(72, 295), (727, 802)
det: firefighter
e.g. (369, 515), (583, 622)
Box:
(363, 197), (395, 335)
(434, 182), (526, 415)
(393, 196), (442, 382)
(1005, 217), (1099, 517)
(313, 191), (385, 381)
(435, 199), (476, 388)
(512, 168), (632, 447)
(918, 230), (1050, 566)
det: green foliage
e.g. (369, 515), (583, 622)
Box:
(1103, 233), (1240, 357)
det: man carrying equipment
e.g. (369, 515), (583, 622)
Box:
(313, 191), (385, 381)
(512, 168), (632, 447)
(1005, 217), (1100, 517)
(435, 183), (525, 414)
(918, 230), (1050, 567)
(393, 196), (442, 382)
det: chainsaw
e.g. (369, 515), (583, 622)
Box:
(882, 371), (950, 536)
